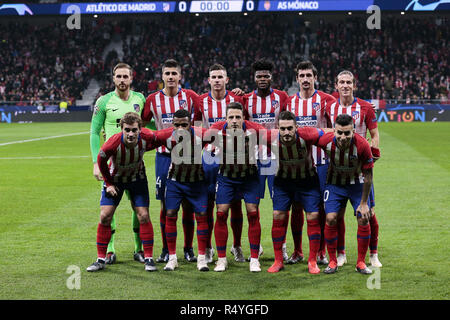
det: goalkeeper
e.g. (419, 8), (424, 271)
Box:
(90, 62), (152, 264)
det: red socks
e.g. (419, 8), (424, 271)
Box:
(230, 201), (243, 247)
(247, 211), (261, 259)
(307, 219), (321, 263)
(337, 216), (346, 255)
(206, 198), (215, 248)
(324, 224), (338, 264)
(369, 213), (379, 254)
(291, 206), (304, 254)
(97, 223), (112, 260)
(272, 218), (287, 262)
(214, 211), (229, 258)
(165, 216), (178, 255)
(182, 207), (195, 250)
(139, 221), (154, 259)
(195, 215), (209, 255)
(357, 224), (371, 265)
(160, 209), (167, 250)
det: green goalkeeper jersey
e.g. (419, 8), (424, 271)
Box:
(90, 90), (146, 163)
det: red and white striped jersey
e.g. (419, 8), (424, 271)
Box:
(193, 91), (244, 128)
(208, 120), (265, 178)
(327, 97), (378, 139)
(155, 127), (207, 183)
(317, 132), (374, 185)
(98, 128), (160, 187)
(267, 127), (324, 180)
(287, 90), (336, 165)
(243, 89), (288, 129)
(142, 88), (198, 153)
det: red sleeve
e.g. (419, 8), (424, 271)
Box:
(153, 128), (174, 147)
(297, 127), (323, 145)
(357, 135), (374, 171)
(140, 128), (162, 150)
(317, 132), (333, 150)
(142, 95), (154, 123)
(97, 134), (120, 187)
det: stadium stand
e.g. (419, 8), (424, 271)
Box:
(1, 13), (448, 106)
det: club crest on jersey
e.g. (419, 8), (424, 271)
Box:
(179, 100), (187, 109)
(134, 104), (140, 113)
(271, 100), (280, 109)
(352, 111), (360, 120)
(313, 102), (321, 111)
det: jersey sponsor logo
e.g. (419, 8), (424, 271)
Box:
(313, 102), (321, 111)
(134, 104), (140, 113)
(253, 113), (276, 123)
(296, 115), (317, 127)
(208, 117), (225, 123)
(352, 111), (360, 120)
(161, 113), (174, 124)
(179, 100), (187, 109)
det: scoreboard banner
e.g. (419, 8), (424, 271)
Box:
(1, 1), (449, 15)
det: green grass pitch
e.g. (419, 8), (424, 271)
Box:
(0, 122), (449, 300)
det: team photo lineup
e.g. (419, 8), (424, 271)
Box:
(88, 57), (381, 276)
(1, 2), (449, 303)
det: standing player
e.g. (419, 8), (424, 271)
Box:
(193, 63), (248, 263)
(90, 63), (147, 265)
(206, 102), (265, 272)
(287, 61), (337, 265)
(86, 113), (160, 272)
(153, 110), (211, 272)
(317, 113), (374, 275)
(327, 70), (382, 268)
(142, 59), (198, 264)
(243, 59), (290, 261)
(266, 111), (331, 274)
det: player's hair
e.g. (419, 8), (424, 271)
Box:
(296, 60), (318, 77)
(120, 112), (142, 129)
(173, 109), (191, 119)
(335, 114), (354, 127)
(209, 63), (227, 74)
(162, 59), (181, 72)
(113, 63), (133, 76)
(335, 70), (355, 84)
(226, 102), (243, 115)
(278, 110), (296, 123)
(252, 59), (274, 74)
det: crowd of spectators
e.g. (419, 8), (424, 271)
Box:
(1, 14), (448, 106)
(0, 19), (112, 106)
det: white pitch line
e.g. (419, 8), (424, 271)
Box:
(0, 131), (90, 146)
(0, 156), (89, 160)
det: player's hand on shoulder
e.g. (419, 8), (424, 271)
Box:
(231, 88), (245, 96)
(93, 163), (103, 181)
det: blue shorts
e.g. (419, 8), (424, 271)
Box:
(100, 178), (149, 207)
(272, 176), (321, 212)
(155, 152), (171, 200)
(165, 179), (208, 213)
(323, 183), (373, 215)
(257, 158), (276, 199)
(216, 174), (261, 205)
(202, 151), (219, 196)
(316, 163), (329, 196)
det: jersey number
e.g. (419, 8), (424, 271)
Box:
(323, 190), (330, 202)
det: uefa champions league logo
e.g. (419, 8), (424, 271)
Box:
(0, 4), (33, 15)
(405, 0), (450, 10)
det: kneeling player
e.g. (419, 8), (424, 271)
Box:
(87, 113), (160, 272)
(317, 114), (374, 275)
(267, 111), (330, 274)
(154, 109), (211, 272)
